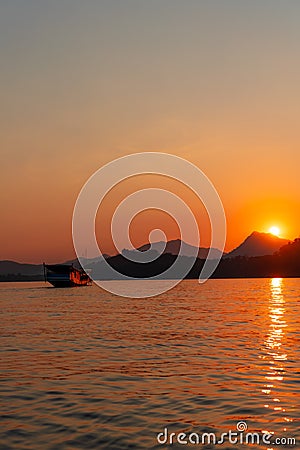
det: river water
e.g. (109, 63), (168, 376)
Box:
(0, 279), (299, 449)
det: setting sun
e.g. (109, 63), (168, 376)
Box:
(269, 226), (280, 237)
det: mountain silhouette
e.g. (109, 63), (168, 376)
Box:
(63, 255), (109, 269)
(134, 239), (224, 259)
(2, 234), (300, 281)
(226, 231), (290, 258)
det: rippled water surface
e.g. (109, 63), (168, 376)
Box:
(0, 279), (299, 449)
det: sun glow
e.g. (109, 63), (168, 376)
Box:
(269, 226), (280, 237)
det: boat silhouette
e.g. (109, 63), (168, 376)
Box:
(43, 263), (91, 287)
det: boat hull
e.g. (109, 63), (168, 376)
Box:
(44, 264), (91, 288)
(46, 278), (90, 288)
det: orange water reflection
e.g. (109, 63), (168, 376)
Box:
(265, 278), (287, 369)
(261, 278), (293, 443)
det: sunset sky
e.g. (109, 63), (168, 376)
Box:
(1, 1), (300, 263)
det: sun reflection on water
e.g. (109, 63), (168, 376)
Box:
(265, 278), (287, 366)
(260, 278), (293, 431)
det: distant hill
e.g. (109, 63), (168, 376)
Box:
(63, 255), (109, 269)
(2, 235), (300, 281)
(225, 232), (290, 258)
(91, 238), (300, 280)
(277, 238), (300, 261)
(0, 260), (44, 281)
(135, 239), (224, 259)
(215, 238), (300, 278)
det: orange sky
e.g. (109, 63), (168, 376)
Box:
(1, 1), (300, 263)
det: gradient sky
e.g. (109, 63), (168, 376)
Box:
(1, 0), (300, 263)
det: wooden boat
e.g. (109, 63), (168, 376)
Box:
(43, 263), (91, 287)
